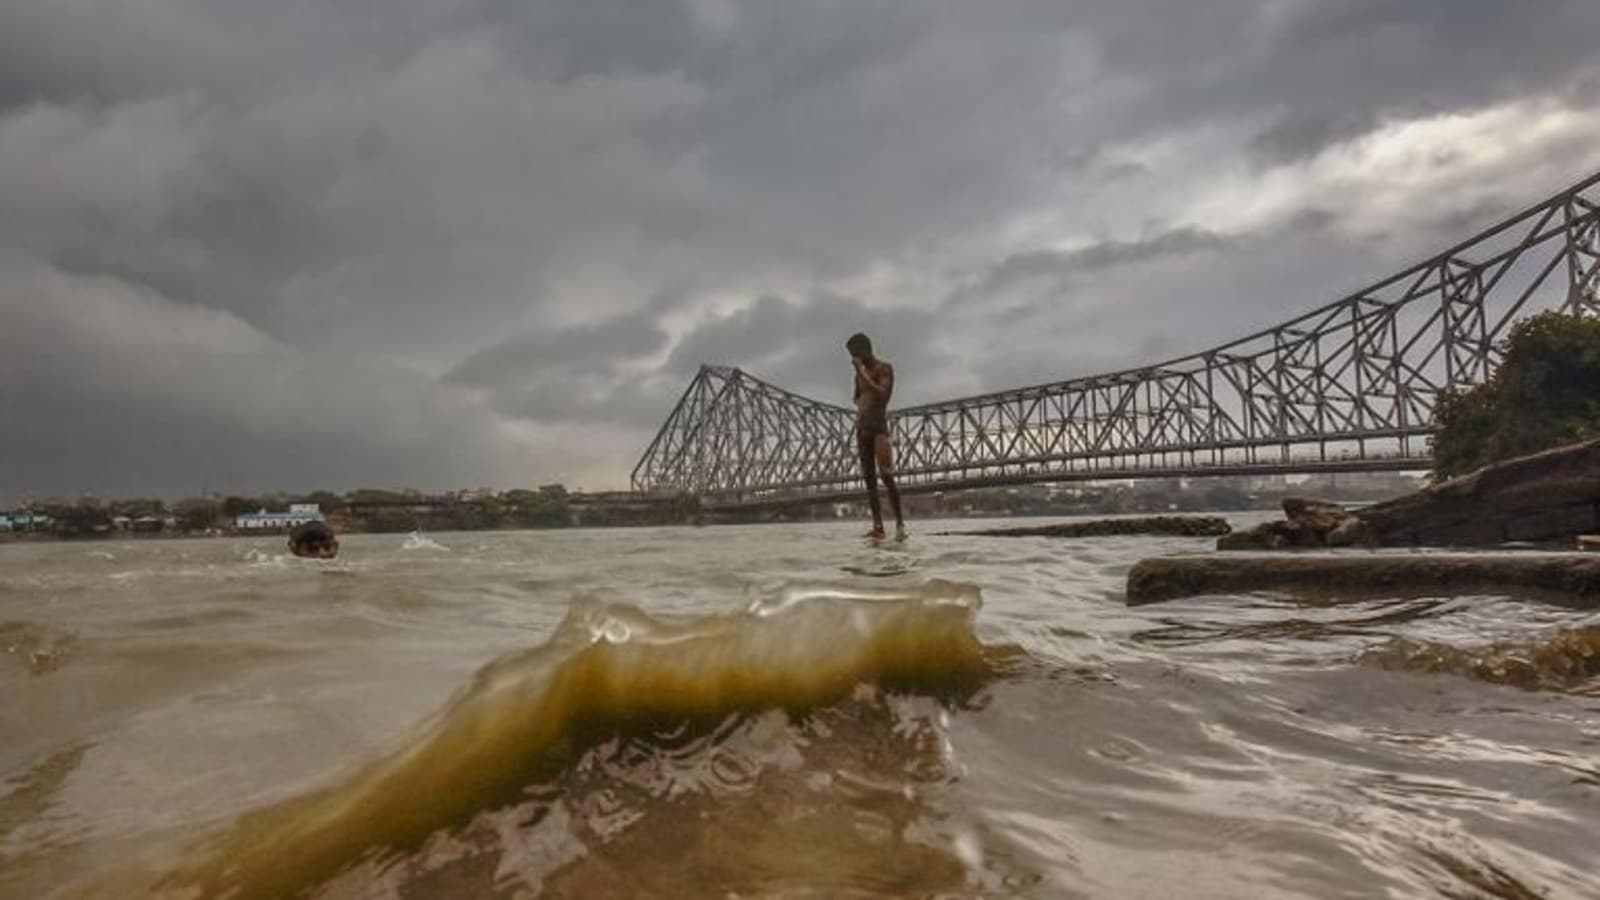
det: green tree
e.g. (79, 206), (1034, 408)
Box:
(221, 496), (262, 518)
(503, 485), (571, 528)
(111, 498), (168, 519)
(364, 510), (417, 533)
(50, 503), (113, 538)
(303, 490), (342, 511)
(348, 489), (409, 506)
(1431, 311), (1600, 481)
(174, 498), (223, 533)
(1200, 482), (1251, 511)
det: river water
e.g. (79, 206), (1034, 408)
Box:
(1, 520), (1597, 899)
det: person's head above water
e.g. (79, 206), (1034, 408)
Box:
(846, 332), (873, 361)
(288, 521), (339, 559)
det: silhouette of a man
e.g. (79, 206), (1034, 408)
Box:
(847, 332), (905, 538)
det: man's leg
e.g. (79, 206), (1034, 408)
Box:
(875, 433), (905, 531)
(859, 431), (884, 534)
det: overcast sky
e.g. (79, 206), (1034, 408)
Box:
(3, 0), (1599, 502)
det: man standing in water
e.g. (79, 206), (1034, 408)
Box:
(847, 332), (906, 539)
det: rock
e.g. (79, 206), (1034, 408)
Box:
(1357, 439), (1600, 547)
(1125, 553), (1600, 607)
(944, 515), (1231, 539)
(1217, 497), (1359, 551)
(1216, 527), (1272, 551)
(1326, 517), (1374, 548)
(1216, 515), (1324, 551)
(1217, 439), (1600, 551)
(1282, 497), (1354, 534)
(1505, 505), (1599, 543)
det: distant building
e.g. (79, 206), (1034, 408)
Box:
(235, 503), (324, 531)
(1, 512), (49, 532)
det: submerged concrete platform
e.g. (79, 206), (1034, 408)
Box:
(1125, 552), (1600, 607)
(942, 515), (1230, 539)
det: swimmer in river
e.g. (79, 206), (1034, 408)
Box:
(288, 520), (340, 559)
(847, 332), (906, 539)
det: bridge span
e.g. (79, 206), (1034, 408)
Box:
(633, 171), (1600, 511)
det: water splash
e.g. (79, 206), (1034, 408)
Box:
(241, 548), (289, 567)
(135, 584), (994, 900)
(401, 532), (450, 552)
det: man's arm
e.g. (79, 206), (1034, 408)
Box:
(856, 359), (893, 395)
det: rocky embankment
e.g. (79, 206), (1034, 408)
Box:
(1219, 439), (1600, 551)
(944, 516), (1231, 539)
(1126, 553), (1600, 607)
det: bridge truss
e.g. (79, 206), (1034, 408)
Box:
(633, 172), (1600, 509)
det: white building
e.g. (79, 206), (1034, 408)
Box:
(236, 503), (324, 530)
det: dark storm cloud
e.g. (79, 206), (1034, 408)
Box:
(475, 290), (952, 431)
(964, 227), (1237, 302)
(2, 0), (1599, 501)
(1079, 0), (1600, 164)
(663, 292), (950, 400)
(1251, 111), (1380, 166)
(0, 257), (549, 500)
(444, 306), (672, 388)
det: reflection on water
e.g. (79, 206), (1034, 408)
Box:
(1, 522), (1597, 899)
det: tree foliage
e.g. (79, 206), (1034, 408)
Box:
(221, 496), (263, 518)
(46, 503), (112, 538)
(1431, 311), (1600, 481)
(504, 485), (571, 527)
(110, 498), (168, 519)
(174, 498), (223, 533)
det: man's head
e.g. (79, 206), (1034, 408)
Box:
(846, 332), (873, 362)
(288, 521), (339, 559)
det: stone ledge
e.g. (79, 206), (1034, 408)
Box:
(940, 516), (1231, 539)
(1126, 552), (1600, 607)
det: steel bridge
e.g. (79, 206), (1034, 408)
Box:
(634, 171), (1600, 511)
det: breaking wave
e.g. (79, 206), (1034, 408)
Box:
(137, 581), (996, 899)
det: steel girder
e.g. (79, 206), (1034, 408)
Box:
(629, 366), (857, 499)
(633, 171), (1600, 506)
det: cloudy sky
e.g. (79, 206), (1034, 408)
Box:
(3, 0), (1599, 502)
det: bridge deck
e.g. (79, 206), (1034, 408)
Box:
(688, 455), (1431, 512)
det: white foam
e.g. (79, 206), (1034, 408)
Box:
(952, 828), (983, 872)
(402, 532), (450, 552)
(242, 549), (290, 568)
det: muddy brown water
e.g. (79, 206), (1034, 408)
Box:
(2, 520), (1596, 899)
